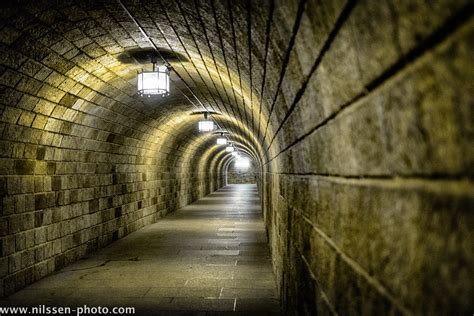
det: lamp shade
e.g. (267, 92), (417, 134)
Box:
(137, 65), (169, 96)
(198, 120), (214, 132)
(216, 137), (227, 145)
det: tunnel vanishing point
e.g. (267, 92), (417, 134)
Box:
(0, 0), (473, 315)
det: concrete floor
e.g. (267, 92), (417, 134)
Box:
(1, 184), (280, 315)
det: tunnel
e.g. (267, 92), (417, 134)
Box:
(0, 0), (472, 314)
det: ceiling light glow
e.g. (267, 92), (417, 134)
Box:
(137, 64), (169, 96)
(198, 120), (214, 132)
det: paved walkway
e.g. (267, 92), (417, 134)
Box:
(1, 184), (280, 315)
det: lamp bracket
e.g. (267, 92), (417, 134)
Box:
(189, 111), (220, 116)
(212, 130), (229, 135)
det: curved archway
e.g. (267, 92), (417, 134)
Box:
(0, 0), (471, 314)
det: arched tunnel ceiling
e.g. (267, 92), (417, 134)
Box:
(0, 0), (289, 168)
(1, 0), (473, 312)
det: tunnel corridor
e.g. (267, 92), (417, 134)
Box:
(1, 184), (279, 313)
(0, 0), (472, 315)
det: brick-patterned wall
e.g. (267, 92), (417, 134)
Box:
(0, 1), (227, 296)
(0, 96), (224, 296)
(0, 0), (472, 313)
(260, 1), (473, 315)
(227, 160), (256, 184)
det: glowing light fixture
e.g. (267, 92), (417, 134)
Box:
(199, 120), (214, 132)
(137, 61), (170, 96)
(216, 132), (227, 145)
(226, 143), (235, 152)
(217, 137), (227, 145)
(232, 151), (239, 157)
(198, 112), (214, 132)
(235, 157), (250, 169)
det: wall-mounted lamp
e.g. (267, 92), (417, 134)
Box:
(137, 60), (170, 96)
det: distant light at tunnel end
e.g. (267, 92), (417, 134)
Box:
(235, 157), (250, 169)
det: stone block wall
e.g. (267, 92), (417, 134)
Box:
(227, 160), (257, 184)
(0, 104), (224, 296)
(260, 0), (474, 314)
(0, 1), (226, 296)
(0, 0), (472, 314)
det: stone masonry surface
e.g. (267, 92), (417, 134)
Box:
(0, 184), (280, 314)
(0, 0), (472, 314)
(227, 160), (257, 185)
